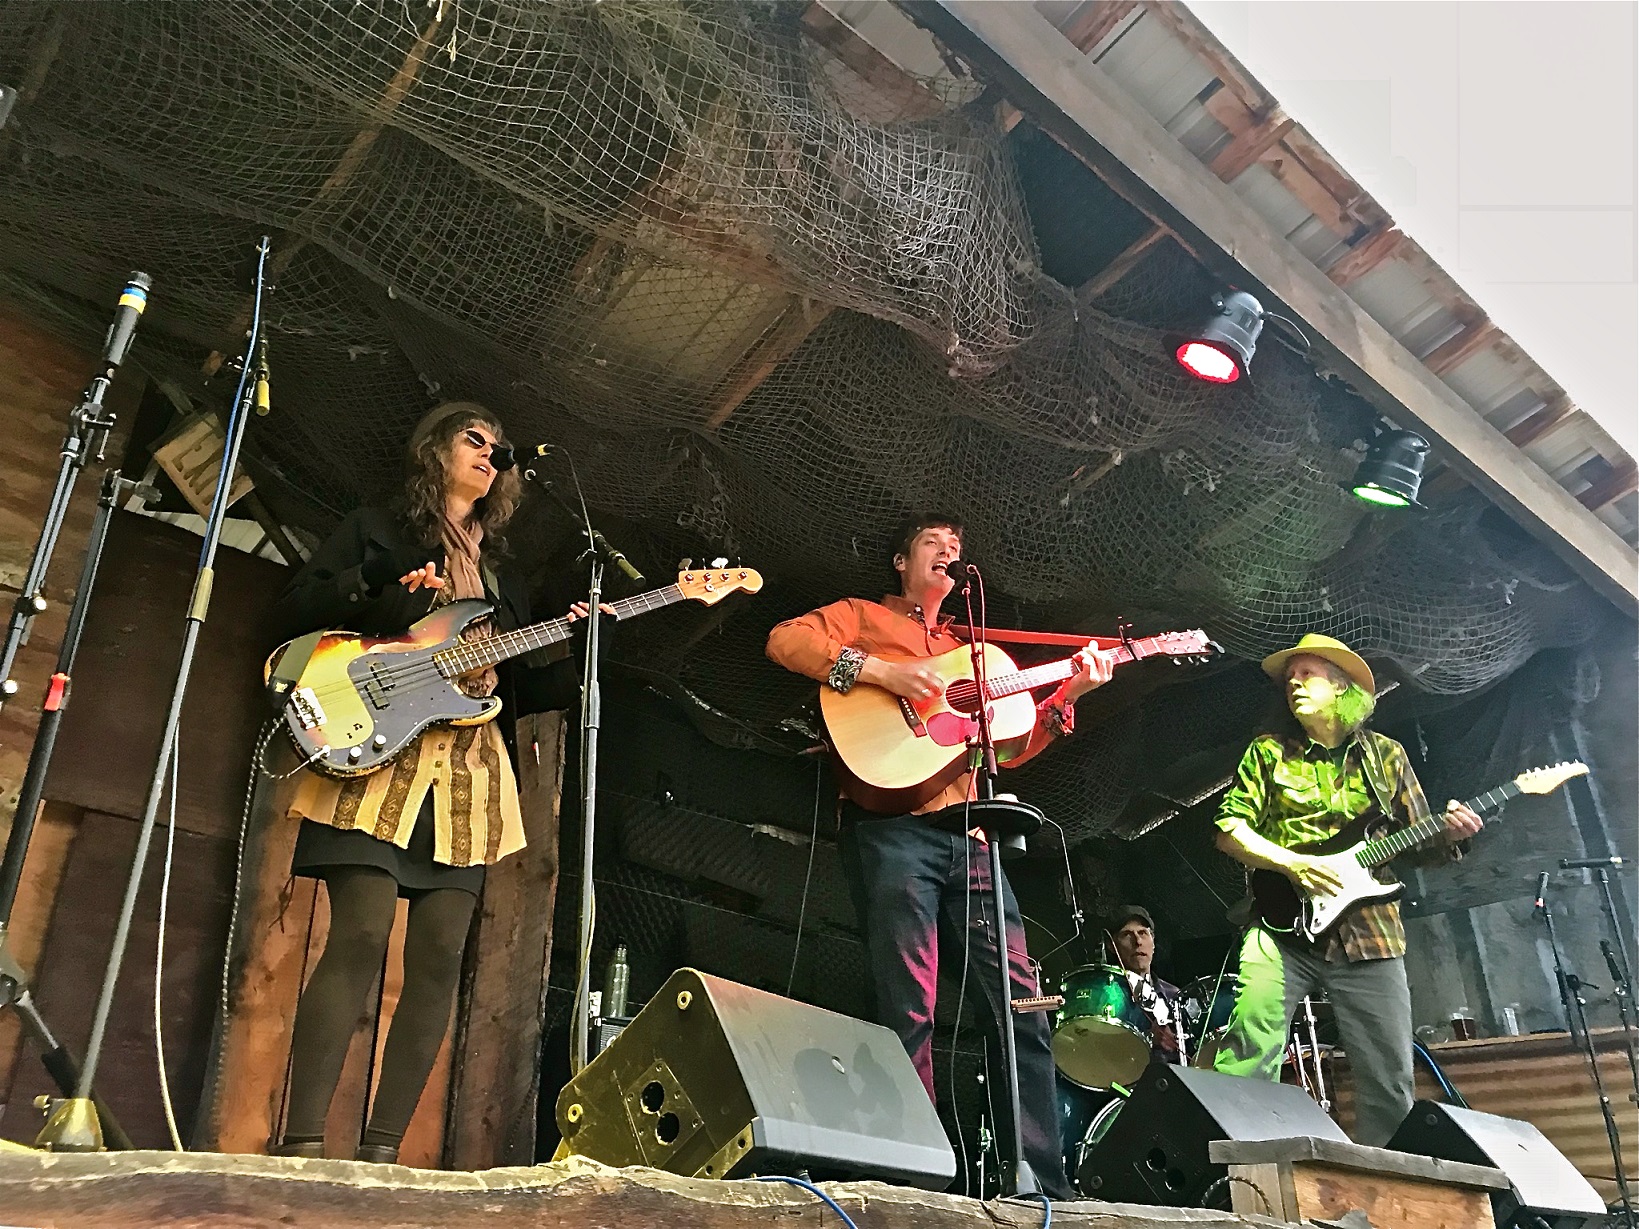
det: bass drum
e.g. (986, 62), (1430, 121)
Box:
(1070, 1096), (1126, 1193)
(1180, 972), (1240, 1069)
(1052, 964), (1151, 1090)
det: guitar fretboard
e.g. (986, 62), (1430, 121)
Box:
(1356, 781), (1519, 868)
(432, 585), (685, 677)
(979, 635), (1185, 701)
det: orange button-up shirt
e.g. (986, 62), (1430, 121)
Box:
(766, 594), (1074, 815)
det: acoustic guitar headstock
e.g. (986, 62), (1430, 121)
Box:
(1146, 629), (1219, 665)
(676, 566), (763, 605)
(1514, 761), (1589, 796)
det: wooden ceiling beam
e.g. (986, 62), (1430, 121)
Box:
(905, 0), (1637, 611)
(1421, 318), (1500, 378)
(1208, 108), (1295, 182)
(1077, 223), (1169, 301)
(1577, 457), (1639, 513)
(1326, 225), (1405, 288)
(1505, 393), (1577, 450)
(704, 298), (833, 431)
(1061, 0), (1140, 53)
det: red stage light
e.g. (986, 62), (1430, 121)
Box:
(1176, 340), (1240, 383)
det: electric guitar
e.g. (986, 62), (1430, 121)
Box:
(1250, 760), (1589, 942)
(266, 565), (762, 778)
(821, 630), (1216, 813)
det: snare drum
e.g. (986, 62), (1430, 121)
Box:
(1180, 972), (1241, 1069)
(1051, 964), (1152, 1090)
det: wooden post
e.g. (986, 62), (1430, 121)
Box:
(444, 711), (567, 1169)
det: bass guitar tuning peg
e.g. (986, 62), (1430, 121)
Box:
(677, 557), (693, 572)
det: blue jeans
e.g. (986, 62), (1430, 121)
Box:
(840, 809), (1071, 1198)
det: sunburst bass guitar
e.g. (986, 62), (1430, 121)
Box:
(266, 565), (762, 778)
(1250, 760), (1589, 942)
(821, 629), (1216, 813)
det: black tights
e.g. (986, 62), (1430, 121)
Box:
(282, 866), (476, 1148)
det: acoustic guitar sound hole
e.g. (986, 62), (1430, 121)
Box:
(944, 680), (981, 713)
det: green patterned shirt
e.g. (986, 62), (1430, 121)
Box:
(1216, 729), (1440, 961)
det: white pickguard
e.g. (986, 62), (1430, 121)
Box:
(1300, 844), (1404, 940)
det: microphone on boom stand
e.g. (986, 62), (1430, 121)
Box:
(101, 273), (152, 373)
(1561, 857), (1626, 869)
(253, 333), (271, 415)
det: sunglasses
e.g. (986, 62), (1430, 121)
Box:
(460, 427), (515, 472)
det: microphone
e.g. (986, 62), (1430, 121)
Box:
(253, 333), (271, 415)
(1533, 871), (1550, 913)
(1601, 940), (1627, 988)
(1560, 857), (1625, 869)
(939, 558), (979, 581)
(102, 272), (152, 370)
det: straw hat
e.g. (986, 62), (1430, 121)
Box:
(1261, 633), (1374, 694)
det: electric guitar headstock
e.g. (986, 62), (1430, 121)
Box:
(1514, 761), (1589, 795)
(675, 564), (763, 605)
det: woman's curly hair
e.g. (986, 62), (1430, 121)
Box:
(400, 401), (520, 553)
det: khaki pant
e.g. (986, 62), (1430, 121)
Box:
(1212, 926), (1414, 1146)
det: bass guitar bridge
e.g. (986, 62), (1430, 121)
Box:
(290, 686), (326, 731)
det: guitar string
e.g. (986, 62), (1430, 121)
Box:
(289, 585), (691, 704)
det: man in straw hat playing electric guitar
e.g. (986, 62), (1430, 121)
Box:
(1211, 634), (1483, 1146)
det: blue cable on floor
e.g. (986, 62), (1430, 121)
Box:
(1010, 1191), (1052, 1229)
(753, 1175), (860, 1229)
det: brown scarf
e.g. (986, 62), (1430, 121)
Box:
(442, 512), (499, 697)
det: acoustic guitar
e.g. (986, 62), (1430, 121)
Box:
(821, 630), (1215, 813)
(266, 566), (762, 777)
(1250, 760), (1589, 942)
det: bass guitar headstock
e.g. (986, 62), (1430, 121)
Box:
(676, 565), (763, 605)
(1514, 760), (1589, 796)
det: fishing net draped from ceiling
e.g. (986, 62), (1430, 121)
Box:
(0, 0), (1612, 841)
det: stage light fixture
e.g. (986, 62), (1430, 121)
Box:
(1350, 428), (1430, 508)
(1175, 290), (1264, 384)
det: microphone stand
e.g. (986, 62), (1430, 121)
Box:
(38, 239), (269, 1151)
(1537, 874), (1636, 1227)
(1585, 864), (1639, 1109)
(0, 469), (144, 1150)
(0, 272), (151, 1151)
(521, 451), (641, 1075)
(955, 565), (1042, 1198)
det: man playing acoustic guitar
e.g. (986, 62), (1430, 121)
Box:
(766, 513), (1112, 1199)
(1211, 634), (1483, 1146)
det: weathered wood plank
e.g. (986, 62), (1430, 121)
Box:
(0, 1151), (1281, 1229)
(1421, 319), (1500, 378)
(1326, 225), (1405, 288)
(1208, 111), (1294, 183)
(1078, 224), (1170, 302)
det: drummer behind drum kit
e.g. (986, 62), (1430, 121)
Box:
(1050, 964), (1338, 1184)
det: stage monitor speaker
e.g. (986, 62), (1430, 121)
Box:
(1387, 1100), (1607, 1229)
(1077, 1063), (1350, 1207)
(555, 968), (956, 1189)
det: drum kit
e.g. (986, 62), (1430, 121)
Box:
(1050, 963), (1337, 1183)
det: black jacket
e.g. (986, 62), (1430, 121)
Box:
(266, 507), (575, 756)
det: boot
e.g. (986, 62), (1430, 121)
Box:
(354, 1142), (400, 1165)
(270, 1139), (325, 1159)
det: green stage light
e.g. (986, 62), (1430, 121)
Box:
(1350, 429), (1429, 508)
